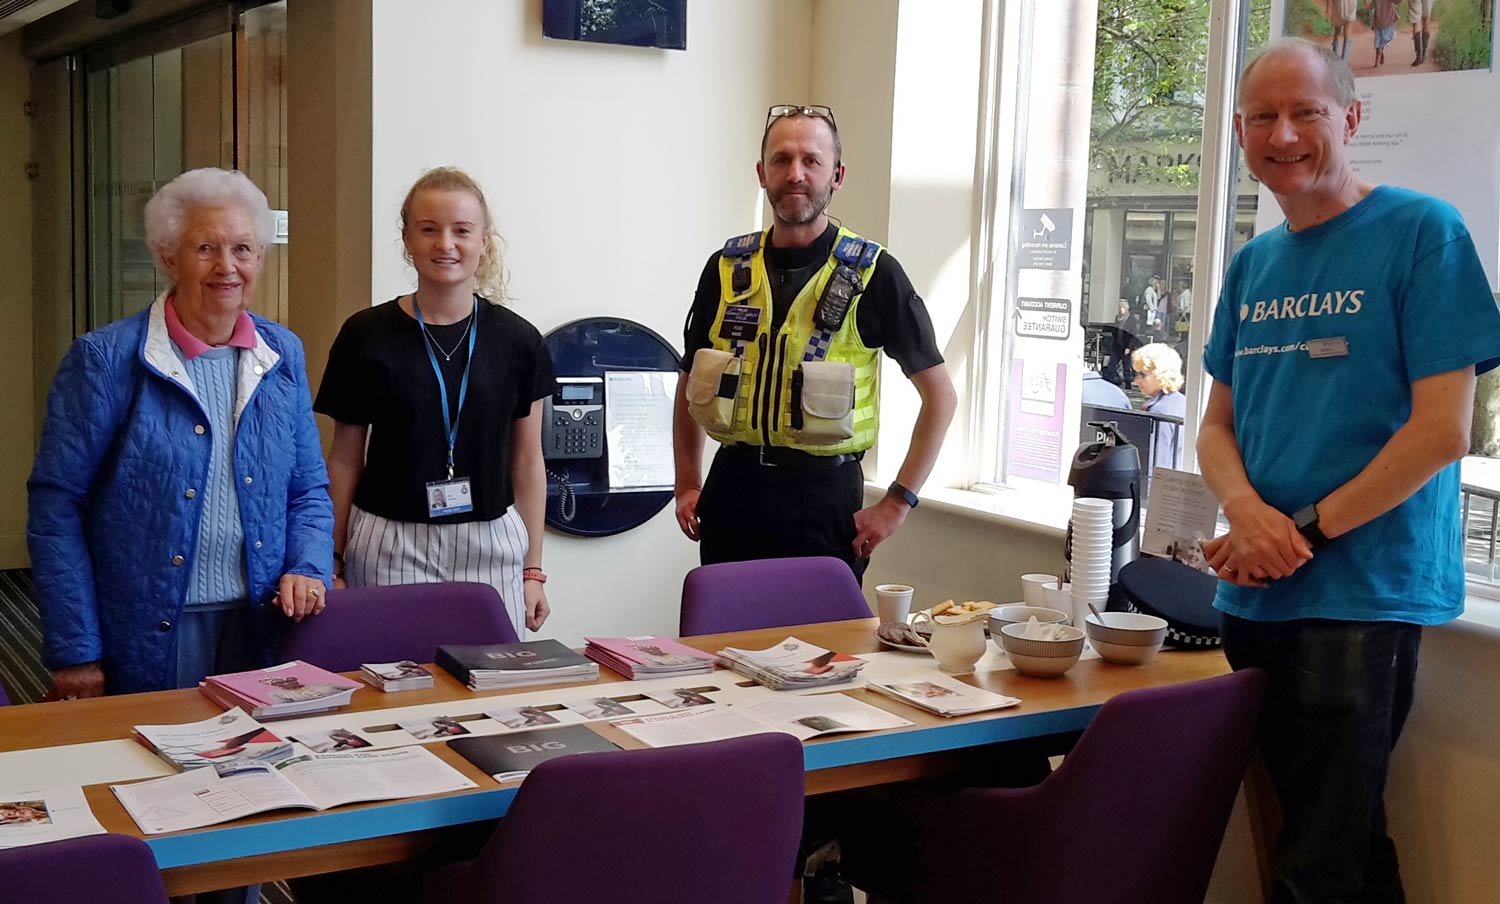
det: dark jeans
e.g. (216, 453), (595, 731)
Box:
(1220, 613), (1421, 904)
(697, 448), (867, 584)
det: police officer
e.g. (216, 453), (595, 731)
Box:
(673, 104), (956, 582)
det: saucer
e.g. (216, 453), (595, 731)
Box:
(878, 637), (932, 654)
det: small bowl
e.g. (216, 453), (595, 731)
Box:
(998, 623), (1085, 677)
(988, 606), (1069, 653)
(1090, 637), (1163, 666)
(1084, 612), (1169, 647)
(1007, 649), (1082, 678)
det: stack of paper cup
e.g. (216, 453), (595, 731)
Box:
(1069, 498), (1115, 634)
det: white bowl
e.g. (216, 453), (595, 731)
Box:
(1085, 612), (1169, 647)
(1090, 637), (1164, 666)
(1006, 649), (1083, 678)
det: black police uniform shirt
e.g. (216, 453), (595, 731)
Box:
(315, 297), (557, 523)
(682, 222), (945, 380)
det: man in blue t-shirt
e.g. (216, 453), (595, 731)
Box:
(1199, 38), (1500, 903)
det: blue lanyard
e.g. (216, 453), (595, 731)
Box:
(413, 294), (478, 479)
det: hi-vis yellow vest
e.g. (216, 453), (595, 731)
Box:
(703, 226), (882, 454)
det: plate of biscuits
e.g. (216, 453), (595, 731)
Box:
(875, 621), (929, 653)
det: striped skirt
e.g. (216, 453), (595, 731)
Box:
(343, 504), (529, 639)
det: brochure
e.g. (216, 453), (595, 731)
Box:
(613, 695), (912, 748)
(111, 746), (476, 835)
(864, 675), (1022, 718)
(562, 697), (636, 720)
(1141, 467), (1220, 573)
(583, 635), (717, 679)
(360, 660), (434, 692)
(642, 687), (715, 709)
(449, 725), (621, 783)
(398, 716), (472, 739)
(132, 707), (293, 770)
(200, 661), (363, 720)
(437, 640), (599, 690)
(0, 787), (107, 850)
(485, 705), (562, 729)
(716, 637), (867, 689)
(288, 728), (372, 753)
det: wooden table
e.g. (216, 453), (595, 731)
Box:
(0, 619), (1229, 895)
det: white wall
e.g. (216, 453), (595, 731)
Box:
(368, 0), (814, 644)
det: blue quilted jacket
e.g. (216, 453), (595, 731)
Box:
(28, 300), (333, 694)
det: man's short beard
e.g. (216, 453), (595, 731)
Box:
(772, 184), (833, 226)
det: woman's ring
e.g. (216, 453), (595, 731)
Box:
(308, 587), (321, 598)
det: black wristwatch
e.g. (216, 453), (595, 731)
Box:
(1292, 504), (1330, 551)
(887, 481), (919, 509)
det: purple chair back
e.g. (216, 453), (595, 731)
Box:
(0, 680), (10, 706)
(0, 834), (168, 903)
(680, 556), (872, 636)
(421, 733), (805, 904)
(279, 582), (518, 673)
(842, 668), (1268, 904)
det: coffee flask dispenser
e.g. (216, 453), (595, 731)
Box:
(1066, 422), (1142, 582)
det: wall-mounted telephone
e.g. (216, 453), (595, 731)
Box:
(544, 377), (605, 460)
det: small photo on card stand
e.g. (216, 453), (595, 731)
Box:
(290, 728), (372, 753)
(644, 688), (714, 709)
(398, 716), (471, 739)
(486, 706), (561, 729)
(564, 697), (635, 720)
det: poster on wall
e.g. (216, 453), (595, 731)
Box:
(1016, 209), (1075, 270)
(1005, 360), (1068, 483)
(1264, 0), (1500, 286)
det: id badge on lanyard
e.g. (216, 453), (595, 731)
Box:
(416, 295), (478, 517)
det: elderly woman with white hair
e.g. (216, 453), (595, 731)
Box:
(1132, 341), (1188, 469)
(28, 167), (333, 701)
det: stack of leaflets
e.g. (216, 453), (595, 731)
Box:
(864, 675), (1022, 718)
(716, 637), (866, 690)
(111, 747), (476, 835)
(436, 640), (599, 691)
(360, 660), (434, 692)
(449, 725), (621, 783)
(583, 635), (717, 680)
(613, 695), (913, 748)
(200, 661), (363, 720)
(133, 707), (293, 770)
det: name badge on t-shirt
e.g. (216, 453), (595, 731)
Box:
(718, 305), (762, 342)
(1305, 337), (1349, 359)
(426, 477), (474, 517)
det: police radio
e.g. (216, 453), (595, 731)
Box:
(814, 264), (862, 331)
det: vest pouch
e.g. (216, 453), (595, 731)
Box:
(791, 360), (856, 443)
(687, 348), (742, 434)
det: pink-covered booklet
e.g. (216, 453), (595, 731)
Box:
(201, 661), (363, 719)
(583, 635), (717, 679)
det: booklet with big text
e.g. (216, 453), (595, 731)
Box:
(448, 725), (622, 783)
(111, 746), (476, 835)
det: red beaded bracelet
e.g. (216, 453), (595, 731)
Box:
(523, 567), (547, 584)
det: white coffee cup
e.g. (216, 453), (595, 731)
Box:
(875, 584), (915, 625)
(1020, 573), (1056, 607)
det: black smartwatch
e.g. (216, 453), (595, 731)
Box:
(887, 481), (919, 509)
(1292, 504), (1330, 551)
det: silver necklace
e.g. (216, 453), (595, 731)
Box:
(416, 297), (475, 361)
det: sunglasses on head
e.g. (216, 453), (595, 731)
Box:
(765, 104), (837, 131)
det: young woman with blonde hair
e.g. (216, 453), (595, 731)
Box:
(315, 167), (555, 635)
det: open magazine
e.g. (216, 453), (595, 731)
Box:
(132, 707), (292, 770)
(111, 746), (476, 835)
(716, 637), (866, 689)
(864, 675), (1021, 717)
(613, 694), (912, 748)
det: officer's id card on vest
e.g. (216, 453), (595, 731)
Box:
(718, 305), (761, 342)
(426, 478), (474, 517)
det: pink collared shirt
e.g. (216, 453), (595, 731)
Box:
(164, 296), (257, 360)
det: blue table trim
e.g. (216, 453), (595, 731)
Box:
(144, 703), (1102, 869)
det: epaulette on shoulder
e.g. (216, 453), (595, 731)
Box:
(722, 231), (763, 257)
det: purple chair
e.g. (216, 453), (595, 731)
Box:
(420, 733), (805, 904)
(680, 556), (873, 636)
(279, 582), (518, 673)
(839, 669), (1269, 904)
(0, 834), (168, 903)
(0, 680), (10, 706)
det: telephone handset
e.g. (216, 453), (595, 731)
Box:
(544, 377), (605, 460)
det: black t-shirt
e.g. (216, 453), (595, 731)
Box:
(315, 297), (557, 523)
(682, 223), (944, 377)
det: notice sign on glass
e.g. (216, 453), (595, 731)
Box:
(1016, 208), (1073, 270)
(1014, 297), (1072, 341)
